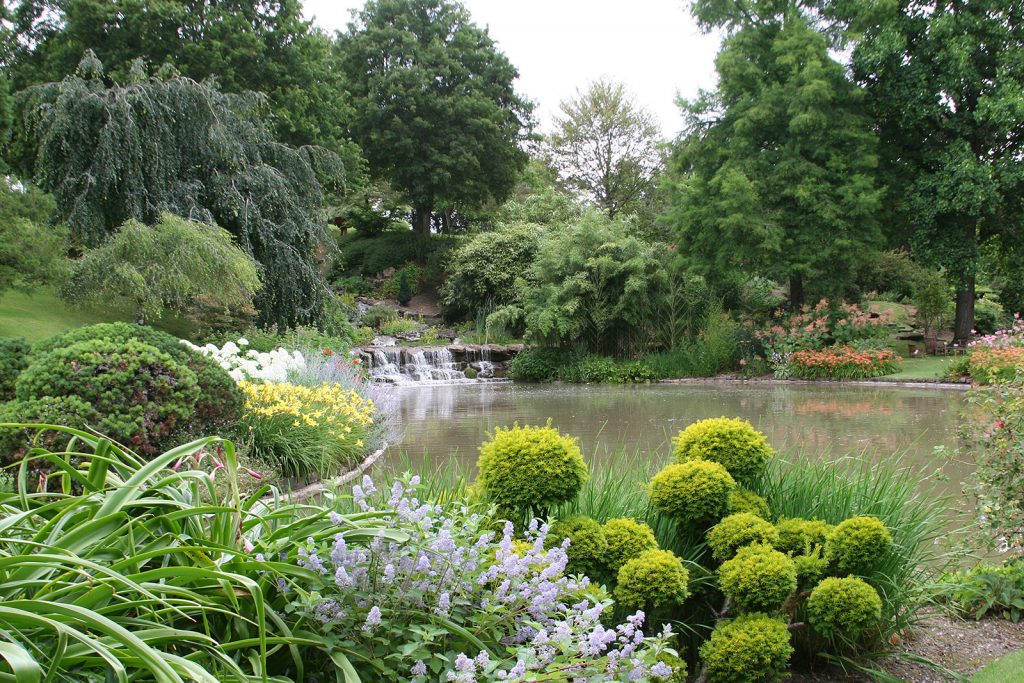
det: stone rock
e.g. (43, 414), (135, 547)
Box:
(381, 267), (396, 278)
(395, 331), (421, 341)
(371, 336), (397, 347)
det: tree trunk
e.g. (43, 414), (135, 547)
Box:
(953, 274), (975, 345)
(413, 206), (432, 236)
(789, 273), (805, 311)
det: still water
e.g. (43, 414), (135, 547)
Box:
(387, 382), (969, 482)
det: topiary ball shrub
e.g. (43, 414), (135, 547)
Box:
(672, 417), (774, 482)
(825, 516), (893, 576)
(775, 517), (833, 555)
(729, 487), (772, 519)
(545, 516), (608, 578)
(602, 518), (659, 573)
(34, 323), (242, 432)
(707, 513), (781, 562)
(15, 339), (200, 455)
(614, 549), (689, 610)
(807, 576), (883, 641)
(0, 338), (31, 401)
(718, 543), (797, 613)
(698, 613), (794, 683)
(476, 421), (588, 515)
(649, 460), (735, 526)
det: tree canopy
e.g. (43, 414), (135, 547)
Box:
(14, 54), (340, 329)
(339, 0), (533, 235)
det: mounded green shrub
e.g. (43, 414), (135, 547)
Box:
(545, 516), (607, 578)
(825, 516), (893, 576)
(794, 549), (830, 589)
(614, 549), (690, 610)
(602, 518), (659, 573)
(476, 422), (587, 515)
(718, 543), (797, 613)
(707, 513), (781, 562)
(672, 417), (774, 482)
(0, 338), (31, 401)
(507, 347), (570, 383)
(775, 518), (833, 555)
(807, 576), (883, 640)
(649, 460), (736, 526)
(729, 487), (772, 519)
(14, 339), (200, 455)
(698, 613), (793, 683)
(0, 396), (99, 465)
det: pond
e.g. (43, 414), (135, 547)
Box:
(387, 381), (971, 486)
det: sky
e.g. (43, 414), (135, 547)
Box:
(301, 0), (722, 138)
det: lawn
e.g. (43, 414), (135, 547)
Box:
(879, 355), (956, 382)
(972, 648), (1024, 683)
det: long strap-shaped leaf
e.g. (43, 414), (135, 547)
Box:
(0, 641), (41, 683)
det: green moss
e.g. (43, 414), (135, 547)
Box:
(545, 516), (607, 578)
(718, 543), (797, 613)
(698, 613), (793, 683)
(602, 518), (659, 573)
(672, 417), (774, 482)
(707, 513), (781, 562)
(825, 516), (893, 576)
(729, 487), (772, 519)
(807, 576), (883, 640)
(649, 460), (736, 526)
(614, 549), (689, 610)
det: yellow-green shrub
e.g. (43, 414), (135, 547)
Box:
(707, 513), (781, 562)
(794, 549), (829, 589)
(476, 422), (588, 515)
(825, 516), (893, 576)
(775, 518), (832, 555)
(614, 549), (689, 610)
(545, 516), (607, 578)
(718, 543), (797, 613)
(807, 576), (883, 640)
(698, 613), (793, 683)
(729, 487), (772, 519)
(602, 518), (658, 573)
(649, 460), (735, 526)
(672, 417), (774, 482)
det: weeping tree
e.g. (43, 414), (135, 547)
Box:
(12, 53), (343, 329)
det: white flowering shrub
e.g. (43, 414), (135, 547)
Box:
(180, 338), (305, 383)
(288, 474), (679, 681)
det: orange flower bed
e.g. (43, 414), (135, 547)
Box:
(788, 346), (901, 380)
(969, 347), (1024, 383)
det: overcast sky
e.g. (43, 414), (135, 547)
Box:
(302, 0), (721, 138)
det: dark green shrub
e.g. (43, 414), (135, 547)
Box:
(717, 543), (797, 613)
(602, 518), (659, 573)
(476, 422), (588, 516)
(807, 576), (883, 641)
(974, 297), (1005, 335)
(0, 338), (31, 401)
(545, 516), (607, 577)
(395, 269), (413, 306)
(775, 518), (832, 555)
(0, 396), (99, 465)
(698, 613), (793, 683)
(941, 560), (1024, 621)
(507, 347), (570, 382)
(335, 231), (463, 278)
(825, 516), (893, 576)
(649, 460), (736, 526)
(614, 549), (689, 610)
(707, 513), (781, 562)
(672, 417), (774, 483)
(15, 339), (200, 455)
(729, 488), (771, 519)
(360, 305), (399, 331)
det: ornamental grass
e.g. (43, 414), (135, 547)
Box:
(787, 346), (900, 380)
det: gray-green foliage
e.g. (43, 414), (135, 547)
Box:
(14, 54), (341, 329)
(63, 213), (260, 324)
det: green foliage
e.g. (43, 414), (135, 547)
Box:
(794, 549), (830, 590)
(856, 250), (926, 302)
(561, 355), (656, 384)
(380, 264), (423, 301)
(807, 576), (883, 641)
(15, 55), (339, 329)
(717, 543), (798, 613)
(911, 268), (953, 341)
(13, 339), (199, 455)
(463, 366), (478, 380)
(602, 517), (659, 574)
(360, 306), (399, 331)
(613, 549), (690, 610)
(707, 513), (781, 562)
(545, 516), (607, 578)
(0, 395), (99, 463)
(672, 417), (774, 483)
(0, 337), (30, 401)
(396, 270), (413, 306)
(774, 517), (832, 555)
(507, 347), (571, 382)
(975, 298), (1007, 336)
(476, 422), (588, 516)
(378, 318), (419, 338)
(335, 231), (463, 278)
(63, 213), (260, 325)
(729, 488), (771, 519)
(698, 613), (794, 683)
(825, 516), (893, 576)
(340, 0), (532, 232)
(649, 460), (736, 526)
(0, 182), (67, 297)
(941, 560), (1024, 622)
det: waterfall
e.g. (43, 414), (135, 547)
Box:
(366, 346), (501, 385)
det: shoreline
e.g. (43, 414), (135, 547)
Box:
(656, 375), (971, 391)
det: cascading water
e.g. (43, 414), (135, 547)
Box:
(364, 346), (510, 385)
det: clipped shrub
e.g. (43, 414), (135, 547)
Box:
(649, 460), (736, 526)
(807, 576), (883, 641)
(476, 422), (588, 516)
(545, 516), (607, 578)
(825, 516), (893, 576)
(775, 518), (833, 555)
(698, 613), (793, 683)
(614, 549), (690, 610)
(602, 518), (659, 573)
(707, 513), (781, 562)
(729, 487), (772, 519)
(794, 549), (830, 589)
(14, 339), (200, 455)
(0, 338), (31, 401)
(672, 417), (774, 482)
(718, 543), (798, 613)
